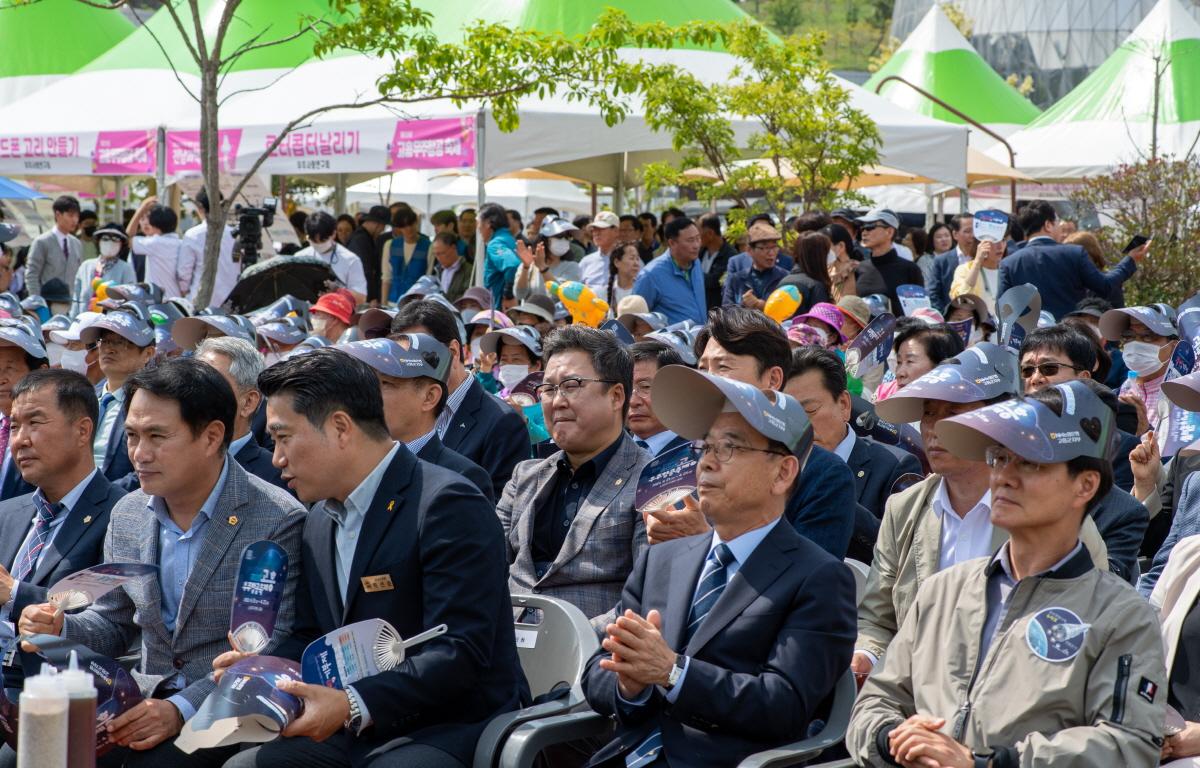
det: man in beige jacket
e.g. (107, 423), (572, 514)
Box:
(854, 344), (1109, 679)
(847, 379), (1165, 768)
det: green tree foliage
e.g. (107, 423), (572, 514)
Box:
(638, 23), (881, 236)
(1069, 158), (1200, 306)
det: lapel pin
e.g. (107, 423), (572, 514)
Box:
(82, 515), (92, 524)
(614, 478), (623, 486)
(386, 500), (395, 512)
(228, 515), (239, 525)
(857, 470), (865, 478)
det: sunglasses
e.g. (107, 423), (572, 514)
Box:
(860, 223), (890, 232)
(1020, 362), (1083, 379)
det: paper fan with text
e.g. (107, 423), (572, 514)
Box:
(301, 619), (447, 689)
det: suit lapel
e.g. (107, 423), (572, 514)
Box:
(663, 536), (710, 650)
(103, 403), (125, 472)
(0, 499), (31, 571)
(547, 438), (635, 576)
(847, 436), (870, 501)
(31, 473), (107, 584)
(173, 461), (247, 636)
(517, 458), (560, 581)
(343, 450), (415, 623)
(442, 380), (482, 451)
(685, 523), (796, 655)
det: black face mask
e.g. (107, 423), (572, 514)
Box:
(82, 225), (97, 237)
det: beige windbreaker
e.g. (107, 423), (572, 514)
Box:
(848, 545), (1165, 768)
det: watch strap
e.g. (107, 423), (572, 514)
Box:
(972, 751), (993, 768)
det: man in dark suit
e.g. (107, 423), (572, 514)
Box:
(347, 205), (391, 304)
(194, 336), (287, 491)
(0, 319), (48, 501)
(627, 341), (690, 457)
(220, 349), (526, 768)
(80, 303), (157, 491)
(785, 347), (921, 563)
(338, 335), (494, 502)
(698, 213), (736, 309)
(645, 307), (857, 558)
(583, 365), (855, 767)
(925, 213), (975, 311)
(999, 200), (1144, 319)
(0, 370), (124, 693)
(390, 300), (529, 498)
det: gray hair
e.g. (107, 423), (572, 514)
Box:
(196, 336), (265, 393)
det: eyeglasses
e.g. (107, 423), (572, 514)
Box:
(690, 438), (789, 464)
(984, 445), (1045, 475)
(95, 334), (134, 351)
(1020, 362), (1084, 379)
(750, 241), (779, 252)
(1119, 332), (1163, 346)
(631, 380), (654, 399)
(533, 376), (617, 402)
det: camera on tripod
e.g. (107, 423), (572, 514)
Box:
(231, 197), (277, 267)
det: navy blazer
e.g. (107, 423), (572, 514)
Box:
(1111, 429), (1137, 494)
(94, 381), (138, 492)
(0, 459), (32, 503)
(582, 519), (856, 768)
(233, 433), (287, 491)
(924, 249), (960, 312)
(845, 435), (923, 564)
(440, 378), (530, 499)
(1091, 485), (1148, 585)
(998, 238), (1137, 319)
(276, 447), (527, 765)
(0, 470), (124, 616)
(416, 433), (495, 503)
(783, 445), (856, 559)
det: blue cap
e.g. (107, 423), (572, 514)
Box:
(79, 306), (154, 348)
(0, 318), (46, 358)
(1100, 305), (1178, 341)
(480, 325), (542, 357)
(339, 336), (450, 386)
(257, 316), (308, 346)
(875, 342), (1021, 424)
(171, 314), (255, 348)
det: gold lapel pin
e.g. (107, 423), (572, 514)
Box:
(857, 470), (865, 478)
(82, 515), (92, 524)
(614, 478), (623, 486)
(386, 500), (395, 512)
(228, 515), (239, 525)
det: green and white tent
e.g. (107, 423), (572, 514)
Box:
(0, 0), (134, 107)
(865, 3), (1039, 145)
(998, 0), (1200, 180)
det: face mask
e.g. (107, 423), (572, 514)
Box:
(82, 225), (97, 238)
(469, 337), (483, 362)
(60, 348), (88, 374)
(1122, 341), (1166, 376)
(462, 308), (479, 325)
(827, 249), (837, 265)
(47, 342), (64, 367)
(549, 238), (571, 257)
(311, 315), (332, 337)
(313, 238), (335, 255)
(806, 324), (831, 347)
(498, 364), (529, 389)
(99, 239), (122, 259)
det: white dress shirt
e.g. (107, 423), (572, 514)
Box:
(293, 243), (368, 296)
(132, 232), (200, 299)
(184, 222), (238, 308)
(931, 479), (994, 572)
(579, 250), (611, 292)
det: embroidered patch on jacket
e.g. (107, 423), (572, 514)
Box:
(1025, 606), (1090, 662)
(1139, 677), (1158, 704)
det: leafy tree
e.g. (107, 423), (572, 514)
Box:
(638, 23), (880, 237)
(767, 0), (805, 36)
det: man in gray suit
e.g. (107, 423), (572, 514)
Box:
(26, 195), (82, 313)
(498, 325), (651, 623)
(19, 357), (306, 768)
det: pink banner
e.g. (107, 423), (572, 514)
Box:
(386, 117), (474, 170)
(91, 131), (155, 175)
(167, 129), (242, 175)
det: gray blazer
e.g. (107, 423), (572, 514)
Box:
(26, 229), (82, 300)
(498, 433), (650, 623)
(62, 458), (306, 711)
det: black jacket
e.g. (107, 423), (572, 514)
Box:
(441, 378), (530, 499)
(417, 434), (495, 504)
(347, 226), (382, 302)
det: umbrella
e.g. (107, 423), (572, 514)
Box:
(226, 256), (337, 314)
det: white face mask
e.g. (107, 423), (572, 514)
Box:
(47, 342), (64, 367)
(313, 238), (335, 256)
(1122, 341), (1166, 377)
(60, 348), (89, 374)
(311, 314), (333, 337)
(469, 337), (483, 363)
(498, 363), (529, 389)
(549, 238), (571, 258)
(462, 308), (479, 325)
(827, 249), (837, 265)
(806, 324), (831, 348)
(99, 239), (122, 259)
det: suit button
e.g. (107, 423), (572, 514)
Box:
(173, 657), (184, 669)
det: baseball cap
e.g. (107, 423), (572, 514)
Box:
(454, 286), (492, 311)
(480, 325), (542, 358)
(311, 291), (356, 326)
(539, 216), (579, 239)
(1099, 306), (1178, 342)
(0, 317), (45, 358)
(257, 316), (308, 346)
(747, 221), (781, 243)
(650, 365), (813, 461)
(617, 311), (669, 334)
(616, 294), (649, 317)
(285, 334), (332, 359)
(508, 300), (554, 325)
(338, 336), (450, 387)
(836, 296), (871, 331)
(79, 306), (154, 348)
(363, 206), (391, 225)
(171, 314), (255, 349)
(875, 342), (1021, 425)
(794, 303), (847, 343)
(936, 379), (1115, 464)
(591, 211), (619, 229)
(855, 209), (900, 229)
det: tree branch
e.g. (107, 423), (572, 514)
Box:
(125, 1), (201, 103)
(210, 0), (243, 62)
(217, 22), (324, 78)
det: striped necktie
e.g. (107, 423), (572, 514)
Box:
(14, 494), (63, 581)
(626, 543), (735, 768)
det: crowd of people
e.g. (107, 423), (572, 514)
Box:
(0, 190), (1192, 768)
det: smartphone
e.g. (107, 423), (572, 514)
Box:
(1122, 234), (1149, 254)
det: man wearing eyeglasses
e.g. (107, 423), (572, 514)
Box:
(80, 304), (157, 491)
(849, 379), (1164, 768)
(853, 209), (924, 318)
(720, 220), (788, 309)
(581, 364), (855, 768)
(497, 325), (652, 624)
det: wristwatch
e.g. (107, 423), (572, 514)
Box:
(972, 750), (993, 768)
(665, 654), (686, 690)
(344, 689), (364, 733)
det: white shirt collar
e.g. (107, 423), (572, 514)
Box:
(641, 429), (680, 456)
(932, 478), (991, 521)
(228, 431), (254, 457)
(708, 516), (781, 566)
(832, 427), (857, 464)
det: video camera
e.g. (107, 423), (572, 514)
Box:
(231, 197), (277, 267)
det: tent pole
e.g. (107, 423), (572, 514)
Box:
(591, 184), (598, 217)
(155, 127), (167, 198)
(924, 184), (933, 228)
(115, 176), (125, 223)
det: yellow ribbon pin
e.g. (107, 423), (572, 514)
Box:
(386, 500), (395, 512)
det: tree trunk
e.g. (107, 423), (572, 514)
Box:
(194, 59), (224, 310)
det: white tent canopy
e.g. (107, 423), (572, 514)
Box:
(345, 169), (595, 217)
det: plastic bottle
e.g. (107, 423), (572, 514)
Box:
(17, 667), (68, 768)
(60, 651), (97, 768)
